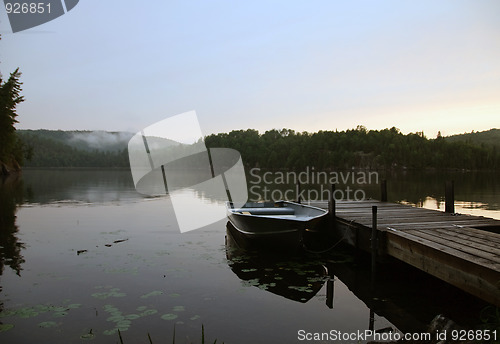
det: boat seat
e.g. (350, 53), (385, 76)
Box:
(235, 207), (295, 215)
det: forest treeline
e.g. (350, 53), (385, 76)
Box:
(18, 130), (130, 168)
(16, 127), (500, 170)
(204, 127), (500, 170)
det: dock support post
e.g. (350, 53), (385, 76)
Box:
(326, 277), (334, 309)
(371, 206), (378, 276)
(381, 179), (387, 202)
(297, 181), (301, 204)
(445, 180), (454, 213)
(329, 184), (336, 230)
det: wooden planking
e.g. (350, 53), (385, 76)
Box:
(404, 229), (500, 265)
(318, 199), (500, 307)
(432, 228), (500, 251)
(386, 230), (500, 307)
(441, 226), (500, 246)
(386, 229), (500, 272)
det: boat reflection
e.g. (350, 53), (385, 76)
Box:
(225, 222), (328, 303)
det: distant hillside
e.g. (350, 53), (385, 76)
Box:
(15, 127), (500, 169)
(205, 127), (500, 170)
(445, 129), (500, 148)
(17, 130), (183, 168)
(17, 130), (131, 167)
(18, 130), (134, 152)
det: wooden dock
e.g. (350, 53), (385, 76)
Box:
(308, 199), (500, 307)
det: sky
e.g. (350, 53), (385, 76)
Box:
(1, 0), (499, 138)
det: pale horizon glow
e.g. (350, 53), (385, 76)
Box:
(1, 1), (499, 138)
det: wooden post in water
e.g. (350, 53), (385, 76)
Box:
(326, 277), (334, 309)
(445, 180), (455, 213)
(297, 181), (301, 204)
(371, 206), (378, 276)
(369, 309), (375, 331)
(381, 179), (387, 202)
(328, 184), (336, 231)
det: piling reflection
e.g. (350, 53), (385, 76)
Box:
(0, 174), (25, 277)
(225, 223), (328, 303)
(227, 216), (490, 336)
(325, 255), (491, 334)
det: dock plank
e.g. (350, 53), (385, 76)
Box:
(405, 229), (500, 265)
(324, 199), (500, 307)
(433, 228), (500, 251)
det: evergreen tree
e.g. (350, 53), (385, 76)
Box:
(0, 34), (27, 172)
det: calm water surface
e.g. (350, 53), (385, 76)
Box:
(0, 169), (498, 343)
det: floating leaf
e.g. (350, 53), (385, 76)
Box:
(103, 328), (118, 336)
(38, 321), (58, 328)
(53, 312), (68, 318)
(0, 324), (14, 332)
(0, 309), (16, 318)
(141, 309), (158, 316)
(190, 315), (201, 321)
(117, 320), (131, 328)
(34, 305), (50, 312)
(103, 305), (118, 313)
(169, 293), (180, 298)
(52, 306), (68, 312)
(92, 289), (126, 300)
(172, 306), (185, 312)
(80, 331), (95, 340)
(140, 291), (163, 299)
(125, 314), (140, 320)
(161, 313), (178, 321)
(106, 315), (125, 322)
(136, 306), (147, 311)
(91, 292), (109, 300)
(18, 309), (39, 319)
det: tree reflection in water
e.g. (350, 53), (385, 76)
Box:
(0, 173), (25, 277)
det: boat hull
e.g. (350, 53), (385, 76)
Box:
(226, 201), (328, 253)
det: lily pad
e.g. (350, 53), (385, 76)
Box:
(92, 289), (126, 300)
(0, 309), (16, 318)
(80, 331), (95, 340)
(140, 291), (163, 299)
(91, 292), (109, 300)
(136, 306), (147, 311)
(106, 315), (125, 322)
(38, 321), (58, 328)
(103, 328), (118, 336)
(0, 324), (14, 332)
(117, 320), (131, 328)
(141, 309), (158, 316)
(18, 309), (39, 319)
(172, 306), (185, 312)
(161, 313), (178, 321)
(125, 314), (140, 320)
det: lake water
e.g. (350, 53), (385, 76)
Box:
(0, 168), (498, 343)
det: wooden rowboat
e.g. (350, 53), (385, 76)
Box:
(226, 201), (328, 252)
